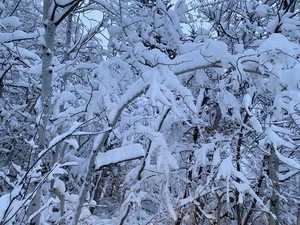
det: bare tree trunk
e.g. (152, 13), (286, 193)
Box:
(297, 175), (300, 225)
(28, 1), (57, 224)
(297, 206), (300, 225)
(41, 17), (56, 129)
(235, 114), (249, 225)
(37, 0), (57, 147)
(63, 14), (72, 61)
(268, 145), (280, 225)
(62, 13), (73, 89)
(242, 174), (265, 225)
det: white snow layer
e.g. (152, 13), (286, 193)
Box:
(95, 144), (144, 169)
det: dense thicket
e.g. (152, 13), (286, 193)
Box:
(0, 0), (300, 225)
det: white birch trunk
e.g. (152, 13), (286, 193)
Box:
(29, 1), (57, 224)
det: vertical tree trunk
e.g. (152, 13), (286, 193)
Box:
(268, 145), (280, 225)
(297, 206), (300, 225)
(64, 14), (72, 62)
(235, 114), (249, 225)
(41, 21), (56, 130)
(62, 13), (73, 89)
(28, 1), (57, 224)
(38, 0), (57, 147)
(297, 175), (300, 225)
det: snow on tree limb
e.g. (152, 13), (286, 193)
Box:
(108, 79), (150, 123)
(172, 39), (229, 75)
(38, 121), (83, 158)
(95, 144), (144, 170)
(276, 151), (300, 170)
(0, 31), (36, 43)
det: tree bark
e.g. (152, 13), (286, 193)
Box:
(62, 13), (73, 90)
(297, 175), (300, 225)
(38, 0), (57, 147)
(235, 114), (249, 225)
(297, 206), (300, 225)
(268, 145), (280, 225)
(28, 1), (57, 224)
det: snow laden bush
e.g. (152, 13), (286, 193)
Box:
(0, 0), (300, 225)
